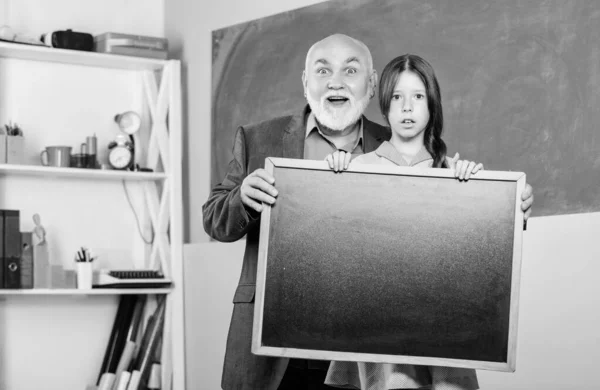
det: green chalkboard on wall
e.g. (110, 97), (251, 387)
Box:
(212, 0), (600, 217)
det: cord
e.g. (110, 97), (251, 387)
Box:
(122, 180), (154, 245)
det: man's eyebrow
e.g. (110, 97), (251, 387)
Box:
(345, 56), (361, 65)
(312, 57), (362, 67)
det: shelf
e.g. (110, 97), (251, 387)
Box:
(0, 40), (168, 71)
(0, 288), (172, 295)
(0, 45), (184, 390)
(0, 164), (167, 181)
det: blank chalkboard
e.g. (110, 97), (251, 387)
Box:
(212, 0), (600, 217)
(252, 158), (525, 371)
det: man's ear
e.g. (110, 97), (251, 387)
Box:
(369, 70), (378, 99)
(301, 70), (307, 98)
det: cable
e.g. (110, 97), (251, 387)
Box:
(122, 180), (154, 245)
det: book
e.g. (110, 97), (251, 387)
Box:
(135, 297), (166, 388)
(0, 210), (4, 288)
(20, 232), (34, 288)
(93, 270), (171, 289)
(97, 295), (138, 385)
(3, 210), (21, 289)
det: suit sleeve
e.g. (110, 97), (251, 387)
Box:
(202, 126), (260, 242)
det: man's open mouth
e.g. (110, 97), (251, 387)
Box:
(326, 96), (350, 105)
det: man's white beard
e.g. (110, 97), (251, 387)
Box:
(307, 90), (370, 131)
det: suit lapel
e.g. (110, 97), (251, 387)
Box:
(362, 117), (388, 153)
(282, 106), (309, 159)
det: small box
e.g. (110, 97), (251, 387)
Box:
(50, 264), (66, 288)
(6, 135), (24, 164)
(94, 32), (168, 59)
(0, 134), (6, 163)
(33, 245), (51, 288)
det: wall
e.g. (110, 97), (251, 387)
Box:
(0, 1), (165, 389)
(478, 212), (600, 389)
(169, 0), (600, 389)
(183, 240), (245, 390)
(184, 211), (600, 389)
(1, 0), (163, 37)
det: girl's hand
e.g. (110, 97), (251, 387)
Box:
(450, 153), (484, 181)
(325, 150), (352, 172)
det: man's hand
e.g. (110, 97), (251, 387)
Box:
(521, 183), (533, 222)
(449, 153), (484, 181)
(326, 150), (352, 172)
(240, 168), (278, 213)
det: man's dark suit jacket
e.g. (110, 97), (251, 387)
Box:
(202, 105), (390, 390)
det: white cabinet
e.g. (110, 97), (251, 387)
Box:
(0, 41), (184, 390)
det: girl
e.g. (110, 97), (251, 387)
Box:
(323, 54), (481, 390)
(326, 53), (482, 177)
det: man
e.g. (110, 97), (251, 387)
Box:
(203, 34), (534, 390)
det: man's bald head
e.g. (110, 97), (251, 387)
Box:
(304, 34), (374, 74)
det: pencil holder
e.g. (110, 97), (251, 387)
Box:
(0, 134), (25, 164)
(76, 262), (93, 289)
(6, 135), (24, 164)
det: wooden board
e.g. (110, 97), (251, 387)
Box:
(252, 157), (525, 371)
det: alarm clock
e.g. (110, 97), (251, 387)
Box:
(114, 111), (141, 171)
(108, 134), (134, 170)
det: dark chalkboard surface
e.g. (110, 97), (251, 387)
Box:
(252, 158), (525, 371)
(212, 0), (600, 217)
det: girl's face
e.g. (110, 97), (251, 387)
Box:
(387, 70), (430, 143)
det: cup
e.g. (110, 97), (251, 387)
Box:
(40, 146), (72, 167)
(76, 262), (93, 290)
(81, 136), (98, 169)
(70, 153), (88, 168)
(86, 154), (98, 169)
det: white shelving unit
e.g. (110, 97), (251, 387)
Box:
(0, 41), (184, 390)
(0, 163), (168, 180)
(0, 41), (168, 70)
(0, 288), (173, 295)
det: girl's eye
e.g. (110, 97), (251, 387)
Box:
(415, 93), (425, 100)
(392, 94), (401, 100)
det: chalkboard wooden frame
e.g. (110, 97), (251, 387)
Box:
(253, 157), (526, 372)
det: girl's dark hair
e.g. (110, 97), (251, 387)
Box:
(378, 54), (447, 168)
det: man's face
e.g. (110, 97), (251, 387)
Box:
(303, 36), (375, 131)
